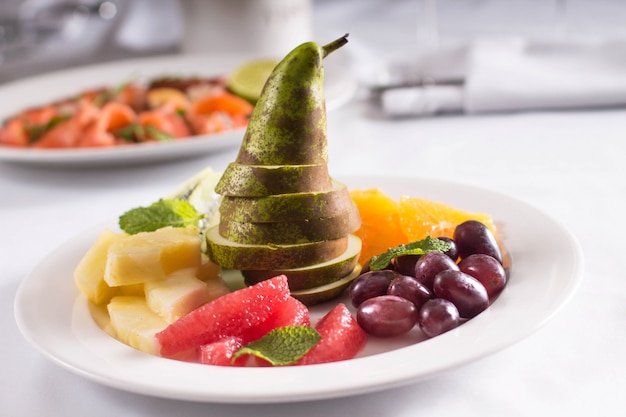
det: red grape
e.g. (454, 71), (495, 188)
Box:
(357, 295), (418, 337)
(453, 220), (502, 263)
(433, 269), (489, 318)
(413, 251), (459, 290)
(387, 275), (433, 309)
(458, 254), (507, 301)
(418, 298), (461, 337)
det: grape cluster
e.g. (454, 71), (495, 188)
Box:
(349, 220), (507, 338)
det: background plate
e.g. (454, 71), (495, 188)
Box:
(0, 53), (357, 167)
(14, 176), (583, 403)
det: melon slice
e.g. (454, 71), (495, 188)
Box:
(297, 303), (367, 365)
(104, 226), (201, 287)
(215, 162), (332, 197)
(156, 275), (290, 357)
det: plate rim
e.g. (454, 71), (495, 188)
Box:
(13, 175), (585, 403)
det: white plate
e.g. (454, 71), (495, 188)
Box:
(14, 176), (584, 403)
(0, 53), (357, 167)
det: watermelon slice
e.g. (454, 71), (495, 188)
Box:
(156, 275), (290, 357)
(199, 336), (246, 366)
(243, 295), (310, 343)
(297, 303), (367, 365)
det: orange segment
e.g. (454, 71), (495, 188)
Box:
(398, 196), (497, 241)
(350, 188), (499, 266)
(349, 188), (409, 264)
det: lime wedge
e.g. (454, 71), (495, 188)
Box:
(227, 59), (278, 104)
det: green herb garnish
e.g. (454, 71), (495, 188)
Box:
(118, 199), (203, 234)
(232, 325), (321, 366)
(115, 123), (173, 143)
(26, 114), (71, 144)
(369, 236), (451, 271)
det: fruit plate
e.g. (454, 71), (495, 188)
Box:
(0, 53), (356, 168)
(14, 175), (584, 403)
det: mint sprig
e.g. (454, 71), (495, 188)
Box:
(118, 199), (203, 234)
(232, 325), (321, 366)
(369, 236), (451, 271)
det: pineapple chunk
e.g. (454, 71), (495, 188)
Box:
(107, 296), (168, 355)
(144, 267), (212, 323)
(104, 227), (201, 287)
(74, 228), (124, 304)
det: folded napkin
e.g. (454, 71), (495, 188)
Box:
(380, 38), (626, 116)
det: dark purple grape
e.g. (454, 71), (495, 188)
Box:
(393, 254), (421, 276)
(413, 251), (459, 290)
(433, 269), (489, 318)
(349, 270), (401, 307)
(418, 298), (461, 337)
(356, 295), (418, 337)
(458, 254), (507, 301)
(387, 275), (433, 309)
(437, 236), (459, 262)
(453, 220), (502, 263)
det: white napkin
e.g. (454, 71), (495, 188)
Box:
(380, 38), (626, 116)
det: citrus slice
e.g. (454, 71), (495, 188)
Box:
(398, 196), (497, 242)
(227, 59), (278, 104)
(350, 188), (498, 265)
(350, 188), (409, 264)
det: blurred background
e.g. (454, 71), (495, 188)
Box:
(2, 0), (626, 87)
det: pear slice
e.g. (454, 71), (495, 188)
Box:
(215, 162), (332, 197)
(291, 264), (362, 306)
(219, 179), (353, 223)
(242, 234), (361, 290)
(205, 225), (348, 270)
(219, 204), (360, 245)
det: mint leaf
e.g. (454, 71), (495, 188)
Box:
(118, 199), (203, 234)
(369, 236), (451, 271)
(232, 325), (321, 366)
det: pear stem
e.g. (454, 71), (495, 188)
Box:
(322, 34), (349, 58)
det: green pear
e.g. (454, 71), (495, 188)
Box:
(235, 34), (349, 165)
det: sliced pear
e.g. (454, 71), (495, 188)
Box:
(205, 225), (348, 270)
(242, 234), (361, 290)
(291, 264), (362, 306)
(215, 162), (332, 197)
(219, 204), (360, 245)
(219, 179), (353, 223)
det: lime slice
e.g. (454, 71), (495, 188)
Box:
(227, 59), (278, 104)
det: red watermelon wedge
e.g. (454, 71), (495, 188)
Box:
(297, 303), (367, 365)
(243, 295), (311, 343)
(199, 336), (246, 366)
(157, 275), (290, 357)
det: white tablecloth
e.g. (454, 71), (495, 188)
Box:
(2, 1), (625, 415)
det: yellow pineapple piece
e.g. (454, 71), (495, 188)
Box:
(119, 283), (145, 296)
(104, 226), (201, 287)
(107, 296), (168, 355)
(144, 267), (212, 323)
(74, 228), (125, 304)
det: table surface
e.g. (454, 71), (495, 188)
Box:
(3, 2), (625, 416)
